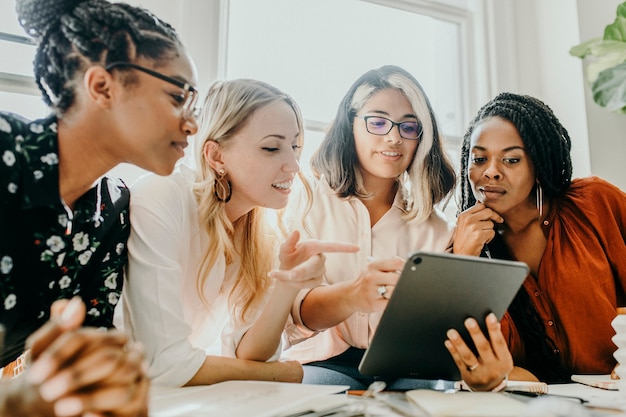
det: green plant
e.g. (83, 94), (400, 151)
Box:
(570, 1), (626, 113)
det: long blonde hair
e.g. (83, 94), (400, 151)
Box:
(192, 79), (304, 323)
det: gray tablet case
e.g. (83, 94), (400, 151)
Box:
(358, 251), (529, 381)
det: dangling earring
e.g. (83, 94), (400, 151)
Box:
(536, 180), (543, 221)
(214, 168), (232, 203)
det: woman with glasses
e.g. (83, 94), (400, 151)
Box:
(0, 0), (198, 414)
(118, 78), (358, 387)
(281, 65), (457, 389)
(445, 92), (626, 391)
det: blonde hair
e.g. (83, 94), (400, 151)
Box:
(192, 79), (304, 323)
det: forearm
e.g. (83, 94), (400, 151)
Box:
(300, 281), (358, 331)
(236, 283), (299, 361)
(184, 355), (303, 386)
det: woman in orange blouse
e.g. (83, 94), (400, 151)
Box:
(447, 92), (626, 391)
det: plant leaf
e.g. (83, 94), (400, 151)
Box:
(570, 37), (602, 58)
(604, 16), (626, 41)
(591, 61), (626, 112)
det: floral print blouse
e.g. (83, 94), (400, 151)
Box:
(0, 112), (130, 366)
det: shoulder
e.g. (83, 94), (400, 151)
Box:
(129, 166), (196, 214)
(564, 177), (625, 207)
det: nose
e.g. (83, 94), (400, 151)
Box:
(483, 161), (501, 180)
(383, 127), (402, 145)
(283, 152), (300, 173)
(182, 116), (199, 136)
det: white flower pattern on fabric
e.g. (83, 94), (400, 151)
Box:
(40, 153), (58, 165)
(108, 292), (119, 305)
(46, 236), (65, 252)
(0, 256), (13, 274)
(0, 113), (131, 349)
(78, 250), (93, 265)
(4, 294), (16, 310)
(72, 232), (89, 252)
(2, 150), (15, 166)
(29, 123), (43, 134)
(104, 273), (118, 289)
(59, 276), (71, 289)
(0, 117), (11, 133)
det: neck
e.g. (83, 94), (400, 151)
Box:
(57, 114), (119, 207)
(500, 199), (550, 235)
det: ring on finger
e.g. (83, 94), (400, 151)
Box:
(377, 285), (388, 299)
(466, 363), (479, 372)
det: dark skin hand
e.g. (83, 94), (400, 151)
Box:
(0, 297), (149, 417)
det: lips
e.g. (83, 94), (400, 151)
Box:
(479, 185), (506, 200)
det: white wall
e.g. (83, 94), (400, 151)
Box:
(489, 0), (625, 191)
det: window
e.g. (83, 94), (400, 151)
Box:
(0, 2), (48, 119)
(223, 0), (472, 179)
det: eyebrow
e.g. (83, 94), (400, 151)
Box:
(261, 132), (301, 141)
(366, 110), (417, 119)
(471, 145), (526, 152)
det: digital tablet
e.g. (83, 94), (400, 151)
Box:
(358, 251), (529, 381)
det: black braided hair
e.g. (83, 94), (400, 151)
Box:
(16, 0), (183, 114)
(458, 92), (574, 382)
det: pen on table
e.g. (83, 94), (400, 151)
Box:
(506, 391), (587, 404)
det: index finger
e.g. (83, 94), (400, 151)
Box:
(297, 240), (359, 255)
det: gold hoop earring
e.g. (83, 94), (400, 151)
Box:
(214, 169), (232, 203)
(536, 180), (543, 221)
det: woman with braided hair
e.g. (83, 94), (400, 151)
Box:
(0, 0), (198, 414)
(445, 92), (626, 391)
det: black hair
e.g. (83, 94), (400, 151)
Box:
(458, 92), (574, 382)
(16, 0), (183, 114)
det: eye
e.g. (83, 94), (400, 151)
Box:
(262, 147), (279, 153)
(170, 93), (186, 106)
(471, 156), (487, 164)
(400, 123), (418, 134)
(292, 144), (302, 151)
(503, 157), (521, 165)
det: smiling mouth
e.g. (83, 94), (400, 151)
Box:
(272, 180), (292, 190)
(380, 151), (401, 157)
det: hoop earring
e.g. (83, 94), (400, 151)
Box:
(214, 169), (232, 203)
(536, 181), (543, 221)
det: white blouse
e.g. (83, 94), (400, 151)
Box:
(116, 165), (279, 387)
(282, 176), (455, 363)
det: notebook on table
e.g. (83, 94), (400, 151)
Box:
(358, 251), (529, 381)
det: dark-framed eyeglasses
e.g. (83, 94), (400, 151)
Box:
(355, 115), (422, 140)
(105, 61), (200, 120)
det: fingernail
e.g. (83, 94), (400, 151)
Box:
(465, 318), (477, 328)
(60, 296), (83, 326)
(26, 356), (54, 385)
(53, 397), (83, 416)
(446, 329), (458, 340)
(366, 256), (376, 262)
(487, 313), (497, 323)
(40, 374), (71, 401)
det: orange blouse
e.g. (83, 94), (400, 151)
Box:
(502, 177), (626, 376)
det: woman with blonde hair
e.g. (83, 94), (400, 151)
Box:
(119, 78), (357, 386)
(282, 65), (457, 390)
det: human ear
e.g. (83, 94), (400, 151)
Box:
(203, 140), (225, 172)
(83, 66), (115, 108)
